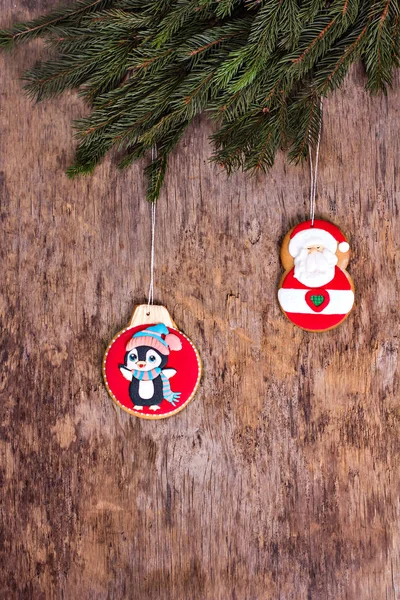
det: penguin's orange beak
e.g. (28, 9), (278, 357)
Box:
(137, 361), (146, 368)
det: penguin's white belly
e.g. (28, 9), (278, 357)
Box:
(139, 380), (154, 400)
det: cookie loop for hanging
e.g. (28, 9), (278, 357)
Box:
(309, 97), (323, 227)
(147, 146), (157, 314)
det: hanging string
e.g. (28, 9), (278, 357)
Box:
(147, 147), (157, 313)
(309, 97), (323, 227)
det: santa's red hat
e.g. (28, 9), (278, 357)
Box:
(288, 219), (350, 258)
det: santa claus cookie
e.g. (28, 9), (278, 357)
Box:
(278, 219), (355, 332)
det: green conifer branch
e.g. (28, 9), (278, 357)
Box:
(0, 0), (111, 48)
(1, 0), (399, 200)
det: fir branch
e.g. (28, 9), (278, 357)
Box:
(145, 119), (189, 201)
(1, 0), (399, 200)
(364, 0), (399, 92)
(288, 91), (323, 164)
(0, 0), (111, 48)
(316, 18), (370, 94)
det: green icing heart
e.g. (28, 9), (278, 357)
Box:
(310, 294), (325, 307)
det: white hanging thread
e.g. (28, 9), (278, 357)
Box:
(147, 147), (157, 313)
(309, 97), (323, 226)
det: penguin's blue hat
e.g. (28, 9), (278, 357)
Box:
(126, 323), (182, 354)
(134, 324), (169, 348)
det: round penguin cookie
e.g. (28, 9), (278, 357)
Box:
(103, 312), (201, 419)
(277, 219), (355, 332)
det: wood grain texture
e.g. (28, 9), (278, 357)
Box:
(1, 3), (400, 599)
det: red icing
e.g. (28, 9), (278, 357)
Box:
(281, 266), (351, 291)
(104, 324), (200, 418)
(290, 219), (347, 244)
(284, 312), (348, 331)
(305, 289), (330, 312)
(280, 267), (353, 331)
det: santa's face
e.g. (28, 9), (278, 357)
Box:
(293, 243), (338, 287)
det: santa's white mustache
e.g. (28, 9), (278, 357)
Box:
(294, 248), (338, 274)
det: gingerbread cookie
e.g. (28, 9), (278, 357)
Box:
(278, 219), (355, 332)
(103, 305), (201, 419)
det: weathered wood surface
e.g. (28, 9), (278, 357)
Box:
(1, 3), (400, 599)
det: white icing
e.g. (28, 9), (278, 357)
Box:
(293, 247), (338, 287)
(278, 288), (354, 314)
(163, 368), (176, 379)
(139, 379), (154, 399)
(289, 229), (338, 257)
(119, 367), (133, 381)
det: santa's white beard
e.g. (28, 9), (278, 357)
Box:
(293, 247), (338, 287)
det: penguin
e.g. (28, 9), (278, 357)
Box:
(119, 324), (182, 411)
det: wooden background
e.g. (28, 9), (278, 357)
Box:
(1, 2), (400, 599)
